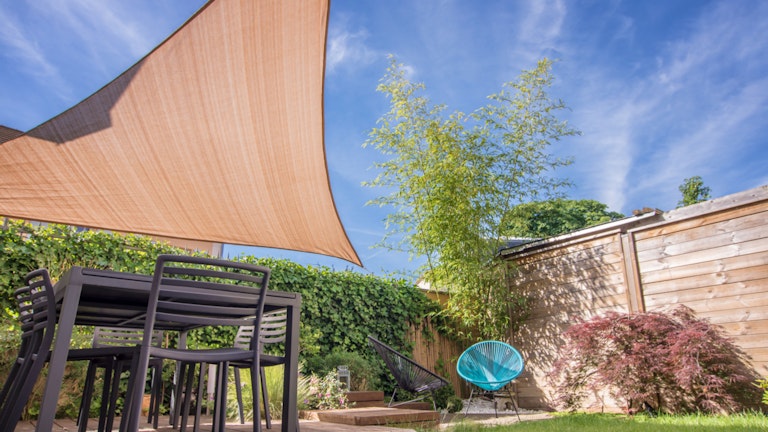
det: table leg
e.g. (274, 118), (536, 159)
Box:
(283, 299), (301, 432)
(36, 269), (83, 432)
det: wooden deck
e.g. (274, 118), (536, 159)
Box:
(14, 415), (417, 432)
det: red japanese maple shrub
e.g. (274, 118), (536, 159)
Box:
(548, 305), (760, 414)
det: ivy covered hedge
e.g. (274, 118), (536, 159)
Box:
(0, 219), (437, 362)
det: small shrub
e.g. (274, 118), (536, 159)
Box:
(303, 350), (379, 391)
(549, 305), (760, 414)
(434, 384), (463, 413)
(226, 364), (288, 421)
(303, 371), (352, 410)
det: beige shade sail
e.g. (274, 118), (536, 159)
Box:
(0, 0), (361, 266)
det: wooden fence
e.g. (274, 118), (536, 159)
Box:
(408, 185), (768, 411)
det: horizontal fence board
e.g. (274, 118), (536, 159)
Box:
(636, 224), (767, 263)
(694, 308), (768, 325)
(633, 201), (768, 241)
(637, 237), (768, 273)
(645, 279), (768, 307)
(716, 319), (768, 337)
(653, 291), (768, 315)
(642, 268), (768, 296)
(640, 251), (768, 284)
(633, 207), (768, 252)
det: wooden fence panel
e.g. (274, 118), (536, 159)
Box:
(408, 185), (768, 412)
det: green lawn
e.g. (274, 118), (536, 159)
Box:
(443, 412), (768, 432)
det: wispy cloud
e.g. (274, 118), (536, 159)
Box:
(633, 2), (768, 202)
(326, 13), (378, 74)
(32, 0), (154, 72)
(518, 0), (565, 47)
(0, 4), (71, 100)
(561, 0), (768, 212)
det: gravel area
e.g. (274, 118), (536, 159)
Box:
(440, 399), (553, 428)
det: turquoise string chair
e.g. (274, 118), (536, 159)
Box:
(456, 341), (524, 420)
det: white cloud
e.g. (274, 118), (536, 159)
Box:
(326, 13), (378, 74)
(561, 0), (768, 212)
(519, 0), (565, 45)
(32, 0), (153, 69)
(0, 4), (71, 100)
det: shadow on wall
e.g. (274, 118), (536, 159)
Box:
(511, 234), (629, 412)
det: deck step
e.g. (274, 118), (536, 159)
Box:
(316, 407), (439, 427)
(345, 391), (384, 403)
(391, 401), (432, 410)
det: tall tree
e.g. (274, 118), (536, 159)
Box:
(363, 57), (578, 339)
(677, 176), (711, 208)
(504, 199), (624, 238)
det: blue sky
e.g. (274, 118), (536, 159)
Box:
(2, 0), (767, 279)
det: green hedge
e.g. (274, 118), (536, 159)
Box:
(0, 219), (437, 365)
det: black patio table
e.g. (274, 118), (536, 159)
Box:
(36, 266), (301, 432)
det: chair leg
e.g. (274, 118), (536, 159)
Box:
(250, 363), (261, 432)
(106, 359), (129, 432)
(503, 385), (520, 421)
(234, 366), (245, 424)
(180, 362), (196, 432)
(76, 360), (99, 431)
(97, 360), (115, 432)
(149, 361), (163, 428)
(388, 387), (399, 408)
(261, 366), (271, 429)
(464, 388), (475, 415)
(170, 361), (183, 428)
(172, 361), (188, 429)
(195, 363), (207, 432)
(213, 362), (230, 432)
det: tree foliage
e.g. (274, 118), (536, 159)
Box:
(549, 306), (760, 414)
(677, 176), (712, 208)
(363, 57), (578, 340)
(503, 199), (624, 238)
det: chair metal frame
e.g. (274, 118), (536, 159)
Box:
(368, 335), (449, 411)
(73, 327), (165, 432)
(124, 254), (271, 432)
(456, 341), (524, 420)
(0, 269), (57, 432)
(232, 309), (288, 429)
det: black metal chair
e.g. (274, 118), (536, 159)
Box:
(231, 309), (288, 429)
(368, 335), (449, 411)
(175, 308), (288, 432)
(0, 269), (58, 432)
(123, 255), (271, 432)
(74, 327), (165, 432)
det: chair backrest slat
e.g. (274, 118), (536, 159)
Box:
(93, 327), (163, 348)
(233, 309), (287, 350)
(143, 254), (271, 340)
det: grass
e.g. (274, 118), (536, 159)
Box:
(440, 412), (768, 432)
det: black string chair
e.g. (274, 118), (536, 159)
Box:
(368, 335), (448, 411)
